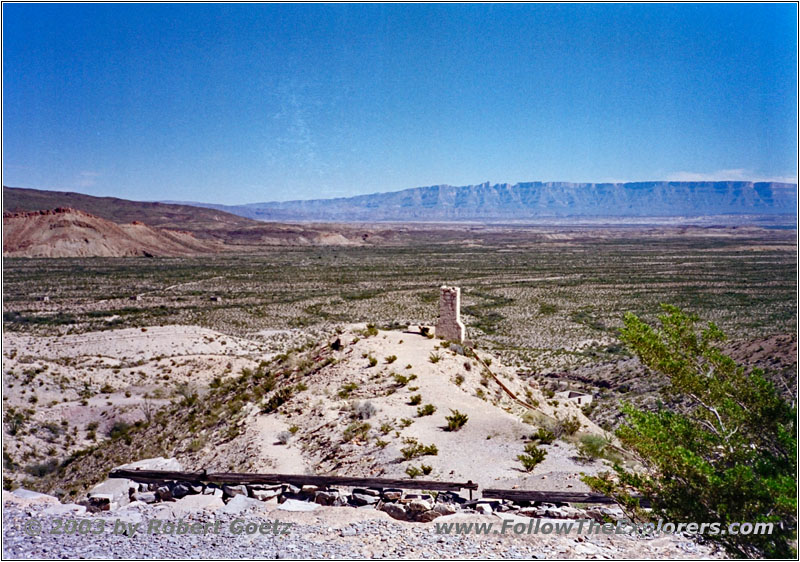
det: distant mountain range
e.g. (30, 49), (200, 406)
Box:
(180, 181), (797, 223)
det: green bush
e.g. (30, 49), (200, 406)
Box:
(408, 394), (422, 405)
(417, 404), (436, 417)
(429, 353), (441, 364)
(385, 355), (397, 364)
(400, 438), (438, 460)
(577, 434), (620, 463)
(262, 387), (294, 413)
(343, 422), (371, 442)
(583, 306), (797, 559)
(445, 409), (469, 431)
(517, 442), (546, 472)
(558, 414), (581, 436)
(337, 382), (358, 398)
(533, 427), (555, 444)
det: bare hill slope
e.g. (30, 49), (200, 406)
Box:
(3, 186), (256, 235)
(3, 208), (224, 257)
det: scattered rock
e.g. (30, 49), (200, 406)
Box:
(218, 495), (264, 515)
(87, 478), (135, 508)
(132, 492), (157, 504)
(380, 503), (407, 521)
(277, 499), (319, 512)
(222, 485), (248, 498)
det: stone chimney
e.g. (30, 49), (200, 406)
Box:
(436, 286), (465, 343)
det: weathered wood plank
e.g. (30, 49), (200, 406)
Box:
(109, 469), (478, 491)
(482, 488), (650, 507)
(109, 469), (206, 483)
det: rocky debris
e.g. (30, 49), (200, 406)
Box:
(2, 499), (723, 560)
(277, 498), (319, 512)
(217, 494), (263, 515)
(86, 478), (136, 511)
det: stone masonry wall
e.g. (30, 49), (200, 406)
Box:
(436, 286), (465, 343)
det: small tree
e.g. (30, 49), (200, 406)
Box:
(583, 305), (796, 558)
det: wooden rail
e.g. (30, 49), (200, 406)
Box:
(108, 469), (645, 506)
(109, 469), (478, 493)
(482, 488), (651, 508)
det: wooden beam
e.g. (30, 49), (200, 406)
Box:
(482, 488), (650, 507)
(109, 469), (478, 492)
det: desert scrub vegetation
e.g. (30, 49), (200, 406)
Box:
(577, 434), (620, 464)
(428, 353), (441, 364)
(337, 382), (358, 398)
(393, 373), (416, 386)
(408, 394), (422, 406)
(384, 355), (397, 364)
(353, 400), (377, 420)
(400, 437), (438, 460)
(405, 464), (433, 478)
(342, 422), (371, 442)
(416, 404), (436, 417)
(444, 409), (469, 431)
(584, 306), (797, 559)
(517, 442), (547, 472)
(532, 427), (555, 444)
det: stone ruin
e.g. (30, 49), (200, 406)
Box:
(435, 286), (465, 343)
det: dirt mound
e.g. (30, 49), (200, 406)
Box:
(3, 208), (224, 257)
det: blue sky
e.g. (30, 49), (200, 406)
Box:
(2, 3), (797, 204)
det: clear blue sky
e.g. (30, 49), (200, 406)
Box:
(3, 3), (797, 204)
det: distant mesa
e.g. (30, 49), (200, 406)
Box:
(188, 181), (798, 223)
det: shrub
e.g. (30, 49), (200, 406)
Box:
(583, 306), (797, 559)
(3, 408), (26, 436)
(399, 418), (413, 428)
(343, 422), (371, 442)
(559, 415), (581, 436)
(24, 459), (59, 478)
(417, 404), (436, 417)
(108, 420), (132, 439)
(533, 427), (555, 444)
(408, 394), (422, 406)
(380, 422), (393, 434)
(400, 438), (438, 460)
(276, 431), (292, 445)
(367, 356), (378, 367)
(337, 382), (358, 398)
(262, 387), (294, 413)
(517, 443), (547, 472)
(420, 464), (433, 475)
(428, 353), (441, 364)
(405, 465), (422, 478)
(454, 374), (464, 386)
(355, 401), (377, 420)
(576, 434), (618, 463)
(385, 355), (397, 364)
(363, 324), (378, 337)
(445, 409), (469, 431)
